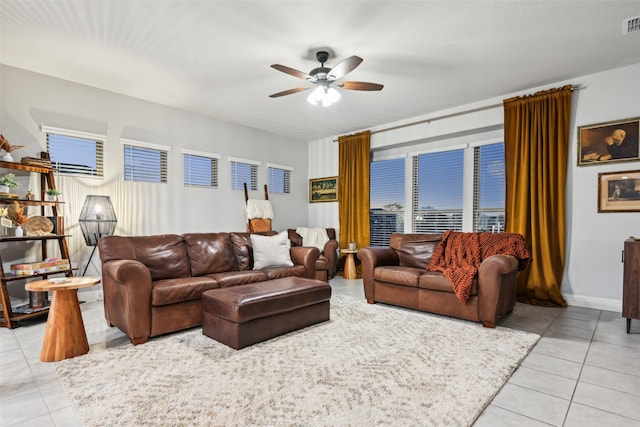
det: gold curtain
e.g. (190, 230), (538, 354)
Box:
(338, 131), (371, 275)
(503, 85), (572, 307)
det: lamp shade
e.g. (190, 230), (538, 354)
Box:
(78, 195), (117, 246)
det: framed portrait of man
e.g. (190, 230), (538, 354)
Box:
(577, 117), (640, 166)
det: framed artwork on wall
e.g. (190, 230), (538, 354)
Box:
(309, 176), (338, 203)
(598, 170), (640, 213)
(578, 117), (640, 166)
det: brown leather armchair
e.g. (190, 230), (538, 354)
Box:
(288, 228), (338, 282)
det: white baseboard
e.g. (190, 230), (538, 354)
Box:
(563, 293), (621, 313)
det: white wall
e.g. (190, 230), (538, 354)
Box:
(308, 63), (640, 311)
(1, 65), (309, 298)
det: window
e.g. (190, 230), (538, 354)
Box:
(42, 126), (104, 177)
(267, 164), (292, 194)
(370, 157), (405, 246)
(122, 139), (169, 183)
(412, 149), (464, 233)
(230, 157), (259, 190)
(473, 143), (505, 232)
(183, 150), (219, 188)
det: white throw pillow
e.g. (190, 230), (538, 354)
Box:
(251, 231), (294, 270)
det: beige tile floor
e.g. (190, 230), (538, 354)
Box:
(1, 277), (639, 426)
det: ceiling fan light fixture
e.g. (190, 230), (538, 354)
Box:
(307, 86), (341, 107)
(324, 87), (341, 107)
(307, 86), (325, 105)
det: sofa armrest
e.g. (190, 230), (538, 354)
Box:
(323, 238), (339, 278)
(357, 247), (399, 303)
(477, 254), (519, 327)
(102, 259), (153, 344)
(290, 246), (320, 279)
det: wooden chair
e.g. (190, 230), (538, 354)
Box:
(244, 183), (272, 232)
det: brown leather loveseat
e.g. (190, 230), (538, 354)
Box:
(357, 232), (530, 328)
(98, 232), (319, 344)
(287, 228), (338, 281)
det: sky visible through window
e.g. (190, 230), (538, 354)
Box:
(370, 144), (504, 211)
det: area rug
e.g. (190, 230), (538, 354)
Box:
(55, 295), (539, 426)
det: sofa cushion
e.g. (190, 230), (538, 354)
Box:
(251, 231), (294, 269)
(184, 233), (238, 276)
(418, 271), (479, 296)
(390, 233), (442, 269)
(374, 266), (423, 287)
(316, 255), (328, 271)
(99, 234), (191, 281)
(261, 265), (306, 280)
(151, 276), (219, 306)
(208, 270), (269, 288)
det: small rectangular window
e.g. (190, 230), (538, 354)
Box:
(43, 126), (104, 177)
(183, 151), (219, 188)
(230, 158), (259, 190)
(122, 140), (169, 183)
(267, 164), (292, 194)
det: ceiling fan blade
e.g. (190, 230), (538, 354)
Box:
(269, 87), (310, 98)
(328, 56), (363, 80)
(338, 81), (384, 91)
(270, 64), (310, 80)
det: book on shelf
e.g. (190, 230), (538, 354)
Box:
(20, 157), (52, 167)
(10, 259), (70, 276)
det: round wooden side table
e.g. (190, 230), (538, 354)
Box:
(25, 277), (101, 362)
(341, 249), (358, 280)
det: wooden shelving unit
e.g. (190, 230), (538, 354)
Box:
(0, 158), (74, 328)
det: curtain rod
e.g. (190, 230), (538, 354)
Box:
(333, 85), (582, 142)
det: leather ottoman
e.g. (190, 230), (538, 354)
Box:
(201, 277), (331, 349)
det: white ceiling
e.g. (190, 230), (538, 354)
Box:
(1, 1), (639, 141)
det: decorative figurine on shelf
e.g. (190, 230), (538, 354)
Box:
(0, 134), (24, 163)
(0, 172), (20, 195)
(7, 201), (28, 229)
(0, 207), (11, 236)
(45, 188), (62, 202)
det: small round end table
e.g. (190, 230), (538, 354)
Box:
(26, 277), (101, 362)
(341, 249), (358, 279)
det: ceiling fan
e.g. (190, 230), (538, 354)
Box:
(269, 50), (383, 106)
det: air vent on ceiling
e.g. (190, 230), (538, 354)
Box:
(623, 15), (640, 34)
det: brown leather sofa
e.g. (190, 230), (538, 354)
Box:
(98, 232), (319, 344)
(357, 233), (525, 328)
(287, 228), (338, 281)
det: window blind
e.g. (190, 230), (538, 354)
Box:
(473, 142), (505, 232)
(123, 144), (168, 183)
(268, 166), (291, 193)
(412, 149), (464, 233)
(231, 160), (258, 190)
(183, 153), (218, 188)
(46, 132), (103, 177)
(370, 157), (405, 246)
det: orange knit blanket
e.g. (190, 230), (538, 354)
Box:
(427, 231), (531, 304)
